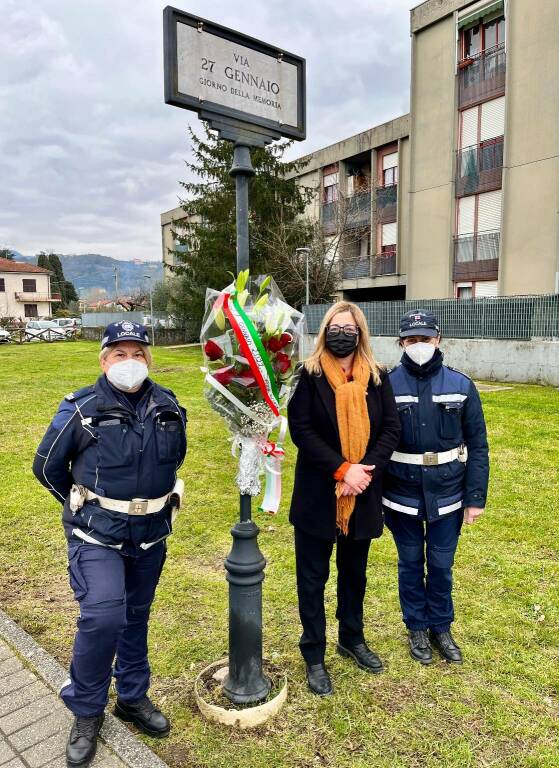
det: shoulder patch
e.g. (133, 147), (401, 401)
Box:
(64, 385), (95, 402)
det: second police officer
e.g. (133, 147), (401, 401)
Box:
(383, 310), (489, 665)
(33, 321), (187, 768)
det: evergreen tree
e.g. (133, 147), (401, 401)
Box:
(36, 252), (79, 310)
(0, 248), (14, 260)
(170, 125), (314, 320)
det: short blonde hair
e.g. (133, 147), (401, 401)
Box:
(304, 301), (382, 385)
(99, 343), (152, 367)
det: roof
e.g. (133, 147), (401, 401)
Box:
(0, 257), (52, 274)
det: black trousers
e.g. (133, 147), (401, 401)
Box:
(294, 524), (372, 665)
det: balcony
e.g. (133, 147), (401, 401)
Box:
(453, 231), (500, 281)
(458, 44), (506, 109)
(456, 136), (504, 197)
(340, 250), (397, 280)
(14, 292), (62, 302)
(376, 184), (398, 224)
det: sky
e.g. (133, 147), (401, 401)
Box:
(0, 0), (414, 262)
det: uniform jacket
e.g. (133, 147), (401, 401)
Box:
(384, 350), (489, 523)
(288, 365), (401, 541)
(33, 375), (187, 549)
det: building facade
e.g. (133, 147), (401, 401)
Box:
(0, 258), (59, 320)
(161, 0), (559, 302)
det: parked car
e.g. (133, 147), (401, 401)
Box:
(51, 317), (81, 330)
(25, 320), (70, 341)
(0, 328), (11, 343)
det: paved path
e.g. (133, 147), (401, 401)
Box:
(0, 638), (125, 768)
(0, 612), (169, 768)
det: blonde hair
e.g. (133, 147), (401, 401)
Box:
(304, 301), (382, 385)
(99, 343), (152, 367)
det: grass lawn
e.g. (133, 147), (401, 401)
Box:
(0, 340), (558, 768)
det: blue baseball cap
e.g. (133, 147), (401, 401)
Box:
(101, 320), (151, 349)
(399, 309), (440, 338)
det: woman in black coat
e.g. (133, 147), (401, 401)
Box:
(288, 301), (401, 695)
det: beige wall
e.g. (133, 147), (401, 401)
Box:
(407, 12), (457, 299)
(0, 271), (53, 320)
(499, 0), (559, 295)
(160, 205), (193, 279)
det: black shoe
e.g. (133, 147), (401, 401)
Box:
(66, 714), (104, 767)
(408, 630), (433, 665)
(305, 663), (333, 696)
(114, 695), (170, 737)
(337, 642), (384, 674)
(429, 630), (463, 664)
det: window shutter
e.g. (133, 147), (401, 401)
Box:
(458, 195), (475, 235)
(323, 172), (339, 187)
(475, 280), (498, 297)
(382, 152), (398, 170)
(477, 189), (502, 231)
(480, 97), (505, 141)
(461, 107), (479, 148)
(382, 222), (397, 246)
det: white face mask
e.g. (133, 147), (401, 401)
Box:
(106, 359), (149, 392)
(405, 341), (437, 367)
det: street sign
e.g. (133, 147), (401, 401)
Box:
(163, 7), (306, 144)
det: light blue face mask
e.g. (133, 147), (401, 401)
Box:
(405, 341), (436, 366)
(106, 359), (148, 391)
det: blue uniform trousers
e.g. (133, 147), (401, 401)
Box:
(61, 541), (166, 717)
(385, 510), (463, 633)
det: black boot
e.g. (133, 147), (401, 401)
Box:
(337, 642), (384, 673)
(429, 630), (463, 664)
(306, 663), (333, 696)
(114, 695), (170, 737)
(66, 714), (104, 767)
(408, 630), (433, 665)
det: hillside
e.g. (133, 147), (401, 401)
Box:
(18, 254), (163, 296)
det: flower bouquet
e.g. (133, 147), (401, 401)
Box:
(200, 271), (304, 512)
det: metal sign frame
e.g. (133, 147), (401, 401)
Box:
(163, 6), (306, 144)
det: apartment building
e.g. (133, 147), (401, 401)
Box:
(0, 257), (59, 320)
(162, 0), (559, 302)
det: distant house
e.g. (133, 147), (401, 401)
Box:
(0, 257), (59, 320)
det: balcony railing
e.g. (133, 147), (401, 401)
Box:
(345, 191), (371, 229)
(340, 250), (397, 280)
(456, 136), (504, 197)
(458, 44), (506, 109)
(14, 292), (62, 302)
(453, 231), (500, 281)
(376, 184), (397, 224)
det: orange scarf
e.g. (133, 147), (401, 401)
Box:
(320, 351), (371, 535)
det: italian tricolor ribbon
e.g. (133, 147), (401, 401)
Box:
(217, 291), (281, 417)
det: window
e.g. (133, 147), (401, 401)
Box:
(461, 14), (505, 61)
(22, 278), (36, 292)
(0, 278), (4, 292)
(456, 283), (473, 299)
(382, 151), (399, 187)
(322, 166), (339, 203)
(24, 304), (38, 318)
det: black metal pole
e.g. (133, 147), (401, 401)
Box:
(222, 143), (271, 704)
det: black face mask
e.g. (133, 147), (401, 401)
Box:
(325, 331), (359, 358)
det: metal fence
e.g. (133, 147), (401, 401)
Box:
(303, 294), (559, 341)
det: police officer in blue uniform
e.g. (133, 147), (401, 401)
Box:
(384, 310), (489, 665)
(33, 321), (187, 767)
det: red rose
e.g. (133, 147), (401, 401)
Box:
(212, 365), (235, 386)
(267, 332), (293, 352)
(276, 352), (291, 374)
(204, 339), (224, 361)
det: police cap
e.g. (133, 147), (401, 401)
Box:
(101, 320), (151, 349)
(399, 309), (440, 338)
